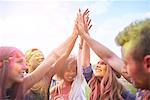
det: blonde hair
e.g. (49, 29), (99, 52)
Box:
(25, 48), (44, 73)
(25, 48), (48, 100)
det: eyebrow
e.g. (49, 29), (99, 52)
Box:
(15, 57), (25, 61)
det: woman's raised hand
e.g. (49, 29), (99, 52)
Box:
(76, 9), (92, 36)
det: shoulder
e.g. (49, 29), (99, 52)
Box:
(122, 90), (136, 100)
(24, 90), (44, 100)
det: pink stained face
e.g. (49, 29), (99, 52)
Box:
(7, 50), (27, 83)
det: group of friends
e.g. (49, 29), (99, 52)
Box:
(0, 9), (150, 100)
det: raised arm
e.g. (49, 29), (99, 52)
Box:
(78, 9), (93, 82)
(46, 31), (78, 63)
(79, 9), (91, 68)
(23, 20), (78, 93)
(76, 9), (131, 82)
(54, 32), (78, 74)
(81, 40), (90, 68)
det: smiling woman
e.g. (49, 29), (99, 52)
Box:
(88, 59), (124, 100)
(50, 55), (77, 100)
(0, 25), (78, 99)
(94, 59), (107, 77)
(0, 47), (27, 99)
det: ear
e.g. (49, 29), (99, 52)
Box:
(144, 55), (150, 73)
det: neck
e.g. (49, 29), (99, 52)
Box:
(61, 81), (72, 94)
(63, 81), (72, 87)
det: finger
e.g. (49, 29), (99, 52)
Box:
(85, 17), (89, 28)
(85, 14), (89, 24)
(85, 10), (90, 16)
(89, 25), (92, 30)
(79, 9), (83, 22)
(83, 9), (89, 23)
(78, 9), (82, 22)
(83, 14), (87, 25)
(86, 13), (89, 18)
(83, 9), (88, 16)
(83, 9), (89, 16)
(84, 9), (89, 16)
(80, 14), (84, 24)
(79, 9), (81, 13)
(77, 13), (81, 23)
(88, 19), (91, 26)
(86, 16), (89, 23)
(83, 11), (89, 24)
(79, 9), (82, 17)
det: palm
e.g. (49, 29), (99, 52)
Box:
(76, 9), (92, 35)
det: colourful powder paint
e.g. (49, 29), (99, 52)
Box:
(122, 35), (140, 57)
(116, 19), (150, 56)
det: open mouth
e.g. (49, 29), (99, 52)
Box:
(96, 67), (102, 72)
(67, 76), (75, 81)
(19, 71), (25, 77)
(68, 77), (73, 79)
(20, 73), (24, 77)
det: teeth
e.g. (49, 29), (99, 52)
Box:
(20, 72), (25, 77)
(96, 69), (101, 72)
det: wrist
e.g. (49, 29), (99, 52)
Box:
(81, 32), (89, 40)
(71, 34), (78, 40)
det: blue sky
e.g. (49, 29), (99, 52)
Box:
(0, 0), (150, 63)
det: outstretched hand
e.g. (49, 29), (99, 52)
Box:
(76, 9), (92, 36)
(82, 9), (92, 33)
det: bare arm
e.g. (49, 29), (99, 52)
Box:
(81, 34), (130, 82)
(81, 39), (90, 69)
(79, 9), (91, 68)
(46, 33), (78, 63)
(23, 31), (78, 93)
(76, 9), (131, 82)
(54, 34), (78, 74)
